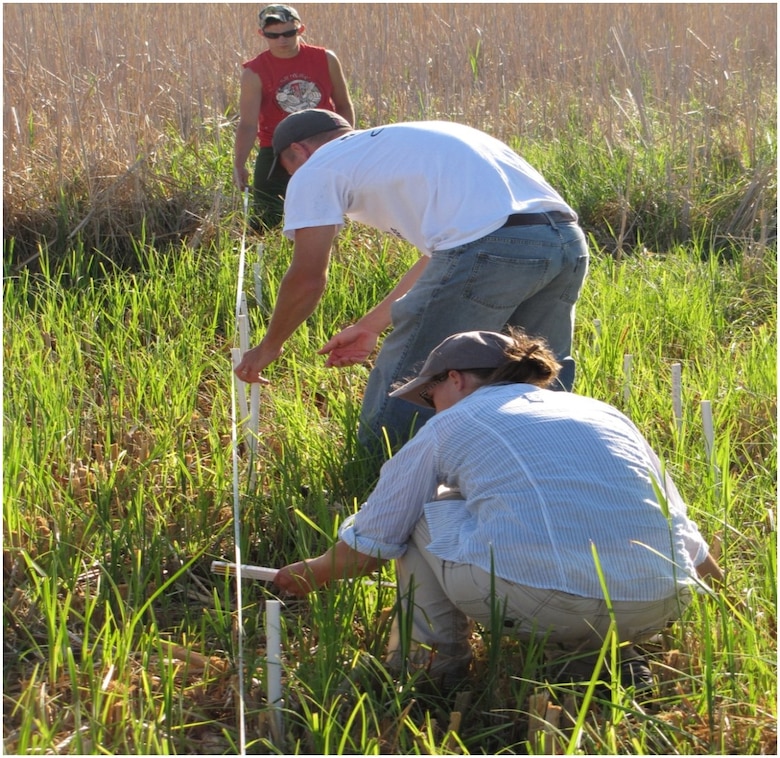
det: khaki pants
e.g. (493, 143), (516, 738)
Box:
(386, 511), (693, 677)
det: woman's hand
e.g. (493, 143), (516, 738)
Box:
(274, 560), (321, 596)
(273, 541), (383, 596)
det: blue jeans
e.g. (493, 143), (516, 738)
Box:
(358, 220), (589, 451)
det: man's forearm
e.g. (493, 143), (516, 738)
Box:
(234, 124), (258, 172)
(262, 270), (327, 352)
(237, 227), (337, 380)
(336, 101), (355, 128)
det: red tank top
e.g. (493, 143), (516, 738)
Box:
(244, 42), (336, 147)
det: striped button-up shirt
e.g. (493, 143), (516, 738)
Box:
(339, 384), (709, 602)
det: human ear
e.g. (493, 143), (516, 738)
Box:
(449, 369), (466, 390)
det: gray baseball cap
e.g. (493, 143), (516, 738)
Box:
(389, 331), (515, 406)
(258, 5), (300, 28)
(268, 109), (352, 177)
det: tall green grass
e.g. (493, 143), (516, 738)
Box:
(3, 216), (775, 753)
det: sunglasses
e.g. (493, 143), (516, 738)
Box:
(418, 373), (448, 409)
(263, 28), (299, 39)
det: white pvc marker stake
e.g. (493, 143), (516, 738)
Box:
(623, 354), (633, 406)
(236, 313), (257, 458)
(701, 399), (720, 498)
(701, 399), (715, 465)
(265, 600), (283, 743)
(249, 384), (260, 440)
(231, 348), (249, 423)
(254, 245), (263, 308)
(671, 363), (682, 434)
(701, 400), (714, 463)
(238, 313), (250, 356)
(211, 561), (278, 582)
(248, 383), (260, 488)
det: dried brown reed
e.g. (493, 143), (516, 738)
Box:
(3, 3), (776, 264)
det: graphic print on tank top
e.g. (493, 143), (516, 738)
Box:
(276, 79), (322, 113)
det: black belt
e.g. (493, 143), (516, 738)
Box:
(502, 211), (576, 227)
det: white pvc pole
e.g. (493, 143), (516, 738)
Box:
(701, 400), (714, 464)
(211, 561), (278, 582)
(229, 187), (251, 755)
(248, 383), (260, 488)
(701, 399), (720, 500)
(238, 313), (250, 356)
(249, 385), (260, 441)
(236, 312), (257, 459)
(254, 251), (263, 307)
(671, 363), (682, 434)
(265, 600), (283, 742)
(231, 348), (249, 423)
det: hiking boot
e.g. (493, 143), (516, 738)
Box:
(619, 645), (655, 695)
(549, 645), (655, 700)
(386, 645), (472, 688)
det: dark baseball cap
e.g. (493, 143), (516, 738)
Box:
(389, 331), (515, 407)
(268, 109), (352, 177)
(258, 5), (300, 28)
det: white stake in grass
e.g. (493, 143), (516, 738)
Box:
(211, 559), (286, 742)
(248, 384), (260, 490)
(236, 237), (260, 477)
(700, 399), (721, 501)
(701, 400), (714, 464)
(265, 599), (284, 742)
(671, 362), (682, 434)
(238, 311), (256, 455)
(231, 348), (249, 423)
(238, 312), (250, 355)
(254, 242), (264, 307)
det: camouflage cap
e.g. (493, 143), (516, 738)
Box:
(258, 5), (300, 28)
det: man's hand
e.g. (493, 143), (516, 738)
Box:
(234, 342), (281, 384)
(319, 326), (380, 367)
(233, 165), (249, 191)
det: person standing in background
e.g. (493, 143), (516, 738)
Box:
(233, 4), (354, 230)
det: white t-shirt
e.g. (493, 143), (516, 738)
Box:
(282, 121), (576, 254)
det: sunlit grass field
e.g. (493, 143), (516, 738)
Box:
(3, 3), (777, 755)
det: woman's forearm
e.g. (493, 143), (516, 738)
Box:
(274, 540), (383, 595)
